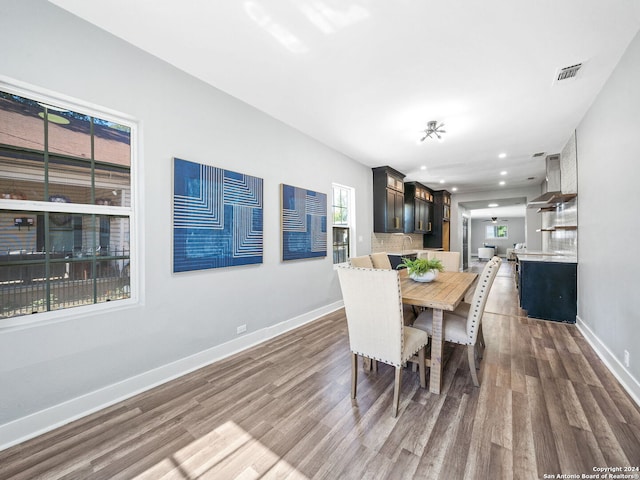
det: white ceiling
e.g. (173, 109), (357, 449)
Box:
(49, 0), (640, 197)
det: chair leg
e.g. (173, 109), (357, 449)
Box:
(418, 347), (426, 389)
(468, 345), (480, 387)
(351, 353), (358, 398)
(363, 356), (371, 371)
(393, 366), (402, 417)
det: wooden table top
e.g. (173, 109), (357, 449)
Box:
(399, 270), (478, 310)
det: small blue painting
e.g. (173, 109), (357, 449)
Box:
(281, 184), (327, 261)
(173, 158), (263, 272)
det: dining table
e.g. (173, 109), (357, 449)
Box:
(399, 269), (478, 394)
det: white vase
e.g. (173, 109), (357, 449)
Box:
(409, 269), (439, 282)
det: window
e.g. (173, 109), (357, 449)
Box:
(486, 224), (508, 239)
(332, 184), (354, 264)
(0, 84), (135, 322)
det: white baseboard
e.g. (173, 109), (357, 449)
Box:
(576, 315), (640, 406)
(0, 301), (344, 451)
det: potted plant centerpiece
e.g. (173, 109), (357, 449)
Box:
(398, 257), (444, 282)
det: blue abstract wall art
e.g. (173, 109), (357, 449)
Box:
(281, 184), (327, 261)
(173, 158), (263, 272)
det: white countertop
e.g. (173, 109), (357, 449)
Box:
(517, 254), (577, 263)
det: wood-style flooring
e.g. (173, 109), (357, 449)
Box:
(1, 261), (639, 479)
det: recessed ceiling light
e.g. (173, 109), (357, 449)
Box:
(488, 203), (499, 207)
(452, 187), (458, 192)
(500, 171), (507, 175)
(439, 179), (445, 184)
(420, 165), (427, 170)
(498, 153), (507, 159)
(499, 181), (506, 186)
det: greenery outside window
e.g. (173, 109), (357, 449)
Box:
(332, 184), (354, 264)
(0, 83), (135, 323)
(486, 224), (508, 239)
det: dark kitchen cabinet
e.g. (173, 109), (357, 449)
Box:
(423, 190), (451, 250)
(404, 181), (433, 234)
(518, 259), (577, 323)
(373, 166), (406, 233)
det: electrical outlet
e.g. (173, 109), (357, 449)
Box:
(624, 350), (630, 368)
(237, 324), (247, 335)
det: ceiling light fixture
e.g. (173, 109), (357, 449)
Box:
(499, 181), (506, 186)
(498, 153), (507, 158)
(419, 120), (446, 142)
(488, 203), (499, 207)
(452, 187), (458, 192)
(500, 171), (507, 175)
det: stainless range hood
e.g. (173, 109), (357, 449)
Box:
(528, 155), (562, 206)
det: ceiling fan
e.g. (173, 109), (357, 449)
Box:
(483, 217), (509, 223)
(419, 120), (446, 141)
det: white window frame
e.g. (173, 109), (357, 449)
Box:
(485, 224), (508, 239)
(331, 183), (355, 266)
(0, 76), (141, 329)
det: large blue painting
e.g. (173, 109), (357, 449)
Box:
(173, 158), (263, 272)
(281, 184), (327, 261)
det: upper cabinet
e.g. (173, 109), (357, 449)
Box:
(373, 166), (406, 233)
(404, 181), (433, 234)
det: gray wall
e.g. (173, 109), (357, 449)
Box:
(576, 30), (640, 397)
(0, 0), (373, 446)
(470, 217), (525, 257)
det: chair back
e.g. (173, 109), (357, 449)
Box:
(429, 251), (461, 272)
(370, 252), (392, 270)
(337, 267), (404, 366)
(466, 257), (501, 342)
(417, 250), (461, 272)
(349, 255), (373, 268)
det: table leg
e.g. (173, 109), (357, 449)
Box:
(429, 308), (444, 394)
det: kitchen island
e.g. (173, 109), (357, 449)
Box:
(517, 253), (577, 323)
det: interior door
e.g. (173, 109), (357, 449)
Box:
(462, 216), (469, 270)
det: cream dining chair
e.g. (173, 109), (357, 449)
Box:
(349, 255), (373, 268)
(370, 252), (393, 269)
(417, 250), (461, 272)
(412, 257), (501, 387)
(337, 266), (429, 417)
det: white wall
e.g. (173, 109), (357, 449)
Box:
(0, 0), (372, 447)
(575, 30), (640, 400)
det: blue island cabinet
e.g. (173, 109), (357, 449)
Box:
(518, 259), (577, 323)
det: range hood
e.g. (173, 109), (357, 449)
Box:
(528, 155), (562, 206)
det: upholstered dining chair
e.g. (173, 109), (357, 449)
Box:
(412, 257), (501, 387)
(349, 255), (373, 268)
(370, 252), (393, 269)
(429, 251), (461, 272)
(337, 266), (429, 417)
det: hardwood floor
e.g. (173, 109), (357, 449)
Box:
(1, 261), (639, 479)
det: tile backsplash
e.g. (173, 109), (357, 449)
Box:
(371, 233), (425, 253)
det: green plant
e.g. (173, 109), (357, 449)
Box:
(397, 257), (444, 275)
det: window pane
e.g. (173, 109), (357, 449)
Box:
(93, 119), (131, 167)
(0, 210), (130, 319)
(0, 149), (46, 201)
(0, 91), (45, 152)
(47, 108), (92, 160)
(48, 156), (93, 204)
(95, 163), (131, 208)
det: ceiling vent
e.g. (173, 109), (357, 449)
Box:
(532, 152), (545, 158)
(553, 62), (584, 85)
